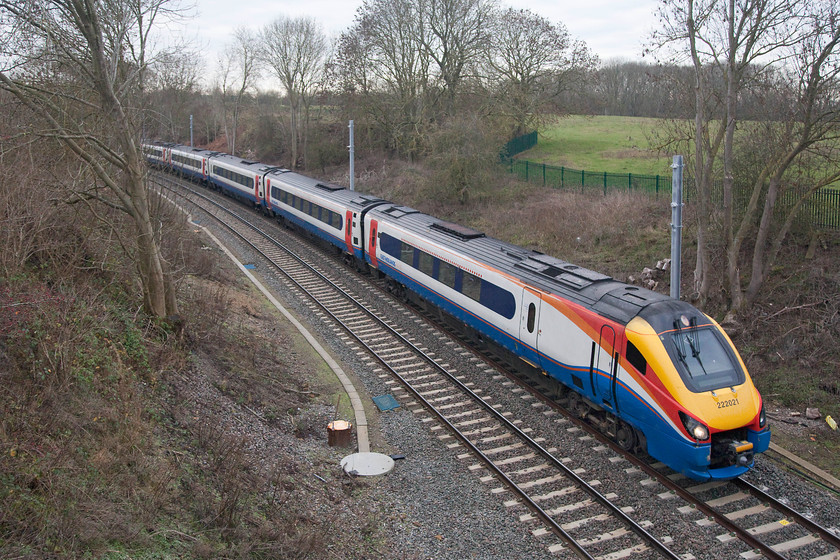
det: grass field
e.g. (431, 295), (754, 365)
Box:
(518, 115), (675, 177)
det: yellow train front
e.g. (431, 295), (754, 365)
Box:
(626, 302), (770, 480)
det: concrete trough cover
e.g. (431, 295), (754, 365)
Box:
(341, 452), (395, 476)
(372, 394), (400, 411)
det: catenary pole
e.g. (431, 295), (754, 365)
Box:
(349, 120), (355, 191)
(670, 155), (684, 300)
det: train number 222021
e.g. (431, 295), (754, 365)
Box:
(716, 398), (739, 409)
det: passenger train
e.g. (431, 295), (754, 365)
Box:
(144, 141), (770, 481)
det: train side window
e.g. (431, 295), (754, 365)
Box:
(380, 233), (401, 257)
(480, 281), (516, 319)
(438, 260), (457, 289)
(400, 242), (414, 265)
(527, 303), (536, 333)
(626, 340), (647, 375)
(462, 272), (481, 302)
(418, 251), (434, 277)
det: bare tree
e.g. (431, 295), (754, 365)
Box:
(737, 5), (840, 306)
(217, 26), (259, 156)
(337, 0), (434, 157)
(653, 0), (840, 311)
(485, 8), (597, 135)
(149, 49), (201, 140)
(421, 0), (495, 112)
(0, 0), (183, 319)
(261, 15), (328, 169)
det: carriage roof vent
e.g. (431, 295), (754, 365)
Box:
(430, 221), (485, 240)
(350, 195), (386, 206)
(239, 159), (258, 165)
(514, 254), (611, 290)
(315, 182), (344, 192)
(380, 205), (420, 218)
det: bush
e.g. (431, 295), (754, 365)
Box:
(424, 116), (507, 204)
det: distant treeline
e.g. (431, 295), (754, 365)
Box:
(561, 61), (787, 120)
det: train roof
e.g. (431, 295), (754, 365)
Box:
(267, 169), (388, 210)
(169, 144), (222, 158)
(369, 204), (672, 325)
(207, 152), (280, 174)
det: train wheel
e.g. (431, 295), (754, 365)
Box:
(568, 392), (589, 419)
(615, 421), (637, 452)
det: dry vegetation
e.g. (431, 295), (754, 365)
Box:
(0, 146), (392, 558)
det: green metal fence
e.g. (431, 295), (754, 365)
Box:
(505, 157), (840, 230)
(501, 131), (538, 158)
(507, 158), (671, 197)
(500, 131), (840, 229)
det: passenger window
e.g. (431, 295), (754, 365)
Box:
(400, 242), (414, 265)
(437, 260), (457, 289)
(462, 272), (481, 302)
(418, 251), (434, 276)
(527, 303), (536, 333)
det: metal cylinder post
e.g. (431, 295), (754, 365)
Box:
(348, 120), (355, 192)
(670, 155), (684, 300)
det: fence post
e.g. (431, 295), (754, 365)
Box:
(603, 171), (607, 195)
(525, 160), (529, 182)
(656, 175), (659, 196)
(628, 173), (632, 192)
(543, 163), (546, 186)
(561, 167), (564, 188)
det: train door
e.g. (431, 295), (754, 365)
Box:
(344, 210), (354, 254)
(368, 219), (379, 268)
(350, 211), (362, 255)
(592, 325), (617, 409)
(519, 289), (542, 369)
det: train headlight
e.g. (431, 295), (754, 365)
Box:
(759, 404), (766, 428)
(679, 412), (710, 442)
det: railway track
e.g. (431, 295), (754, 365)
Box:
(154, 173), (840, 560)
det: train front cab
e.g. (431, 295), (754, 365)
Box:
(625, 310), (770, 480)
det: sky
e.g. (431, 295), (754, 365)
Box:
(184, 0), (661, 66)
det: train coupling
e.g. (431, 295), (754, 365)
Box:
(713, 438), (754, 468)
(732, 441), (754, 467)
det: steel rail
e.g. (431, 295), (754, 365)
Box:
(734, 478), (840, 550)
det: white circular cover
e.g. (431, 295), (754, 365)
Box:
(340, 452), (395, 476)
